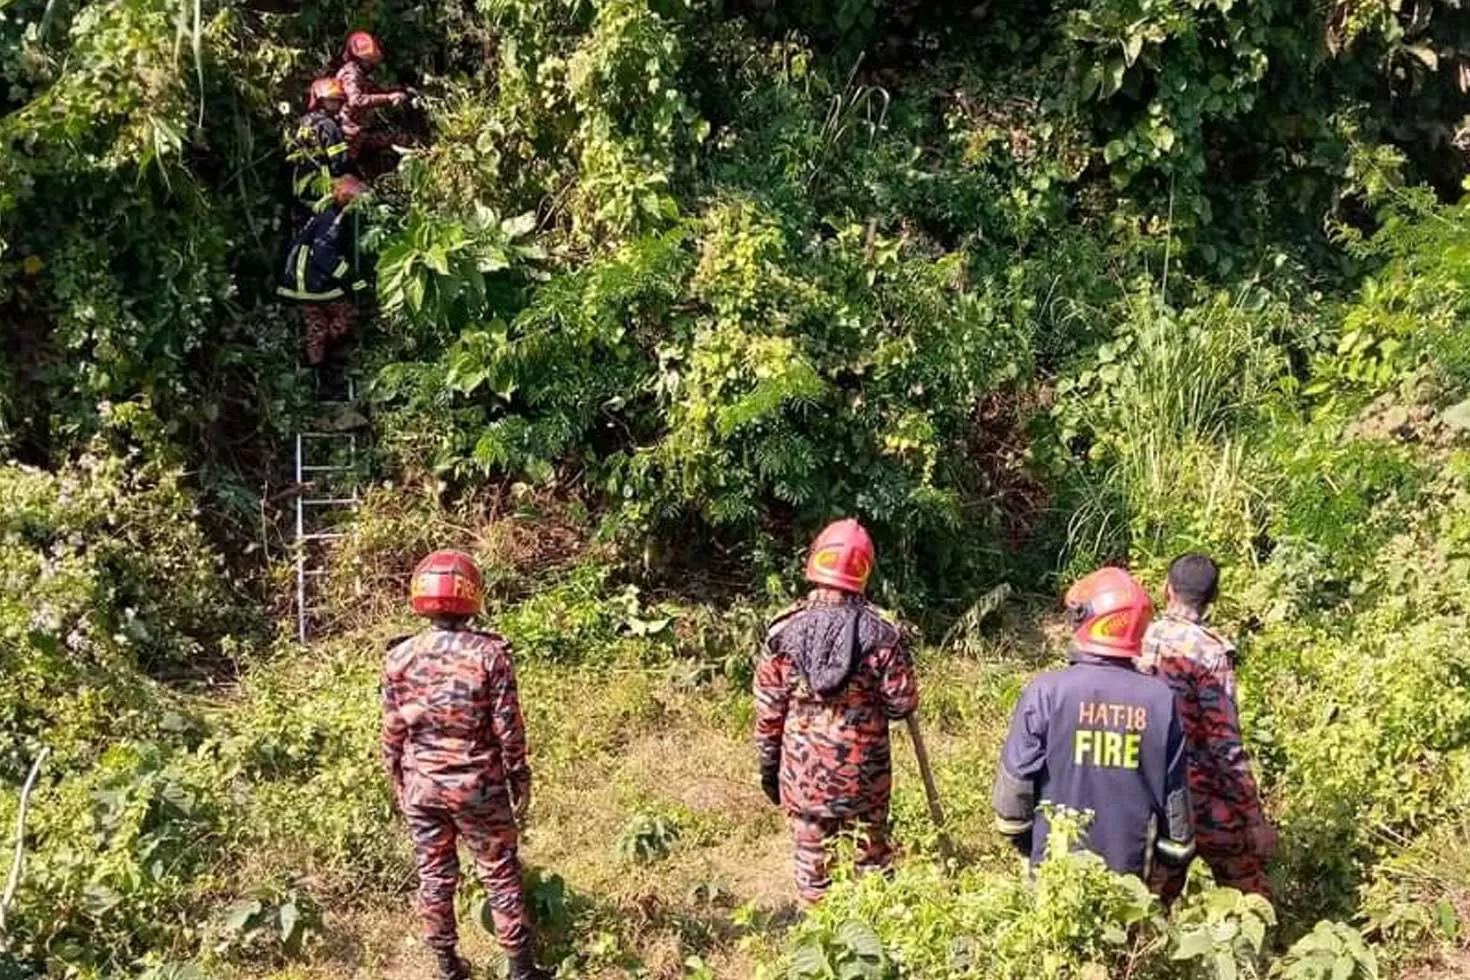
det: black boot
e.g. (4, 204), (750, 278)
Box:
(435, 949), (471, 980)
(508, 948), (553, 980)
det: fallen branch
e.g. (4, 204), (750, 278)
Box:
(0, 746), (51, 941)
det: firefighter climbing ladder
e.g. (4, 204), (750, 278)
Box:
(293, 373), (363, 643)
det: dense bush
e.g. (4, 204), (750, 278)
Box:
(0, 444), (249, 774)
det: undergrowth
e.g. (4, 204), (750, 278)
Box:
(6, 0), (1470, 976)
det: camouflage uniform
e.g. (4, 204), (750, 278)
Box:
(302, 303), (354, 366)
(382, 627), (534, 954)
(754, 590), (919, 903)
(1141, 609), (1272, 902)
(335, 61), (407, 158)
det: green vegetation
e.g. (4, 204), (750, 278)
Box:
(4, 0), (1470, 975)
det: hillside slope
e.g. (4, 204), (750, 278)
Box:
(5, 0), (1470, 976)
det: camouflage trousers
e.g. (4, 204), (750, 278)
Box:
(302, 302), (355, 366)
(788, 806), (892, 905)
(404, 798), (532, 953)
(1151, 826), (1273, 905)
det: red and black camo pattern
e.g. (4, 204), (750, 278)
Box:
(754, 591), (919, 820)
(381, 627), (531, 810)
(382, 627), (534, 952)
(790, 806), (893, 904)
(334, 61), (398, 138)
(1142, 610), (1271, 897)
(302, 301), (354, 366)
(406, 797), (531, 952)
(1152, 826), (1272, 903)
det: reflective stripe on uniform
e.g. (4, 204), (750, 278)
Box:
(1156, 837), (1196, 863)
(278, 285), (346, 301)
(994, 816), (1034, 836)
(294, 244), (311, 295)
(332, 259), (349, 278)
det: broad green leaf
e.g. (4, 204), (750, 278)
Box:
(1173, 929), (1214, 960)
(1123, 33), (1144, 65)
(1101, 57), (1127, 98)
(223, 898), (262, 932)
(501, 212), (537, 238)
(279, 901), (303, 952)
(836, 919), (884, 961)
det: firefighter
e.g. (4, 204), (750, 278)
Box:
(992, 567), (1196, 884)
(1141, 553), (1276, 903)
(382, 550), (555, 980)
(754, 518), (919, 905)
(335, 31), (410, 160)
(276, 175), (370, 366)
(288, 77), (355, 201)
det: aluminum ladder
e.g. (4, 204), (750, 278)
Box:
(293, 373), (363, 643)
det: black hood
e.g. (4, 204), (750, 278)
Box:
(773, 601), (886, 697)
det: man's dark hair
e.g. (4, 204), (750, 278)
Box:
(1167, 553), (1220, 608)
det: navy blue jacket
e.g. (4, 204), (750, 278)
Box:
(993, 652), (1194, 877)
(277, 205), (369, 304)
(289, 110), (354, 192)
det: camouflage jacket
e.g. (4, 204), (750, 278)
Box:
(754, 591), (919, 819)
(381, 626), (530, 809)
(335, 61), (398, 133)
(1141, 609), (1266, 833)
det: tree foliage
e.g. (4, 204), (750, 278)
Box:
(4, 0), (1470, 974)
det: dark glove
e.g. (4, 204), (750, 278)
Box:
(760, 764), (781, 806)
(1007, 829), (1033, 858)
(509, 773), (532, 823)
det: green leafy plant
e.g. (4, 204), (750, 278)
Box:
(615, 812), (681, 864)
(377, 198), (545, 331)
(217, 888), (319, 960)
(1268, 921), (1378, 979)
(787, 919), (889, 980)
(1170, 887), (1277, 980)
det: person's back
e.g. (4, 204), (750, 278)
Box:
(382, 627), (523, 807)
(290, 109), (352, 184)
(278, 202), (359, 302)
(994, 567), (1195, 881)
(754, 519), (918, 904)
(762, 592), (915, 819)
(380, 551), (551, 980)
(1000, 654), (1189, 874)
(1141, 553), (1275, 902)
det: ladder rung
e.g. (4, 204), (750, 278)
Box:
(301, 497), (360, 507)
(300, 532), (349, 541)
(300, 464), (356, 473)
(302, 569), (330, 578)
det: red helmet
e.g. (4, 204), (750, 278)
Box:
(410, 550), (483, 618)
(1064, 567), (1152, 658)
(804, 518), (875, 594)
(345, 30), (384, 68)
(308, 77), (345, 109)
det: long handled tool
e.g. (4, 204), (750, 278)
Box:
(905, 714), (952, 858)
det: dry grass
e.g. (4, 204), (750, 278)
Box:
(212, 640), (1037, 980)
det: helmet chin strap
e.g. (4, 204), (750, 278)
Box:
(429, 615), (469, 630)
